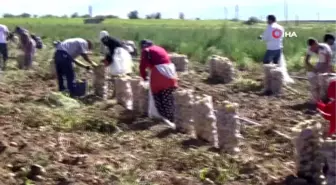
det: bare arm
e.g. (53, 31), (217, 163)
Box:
(304, 54), (313, 71)
(74, 58), (90, 69)
(81, 53), (97, 67)
(324, 52), (332, 72)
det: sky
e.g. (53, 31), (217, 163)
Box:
(0, 0), (336, 20)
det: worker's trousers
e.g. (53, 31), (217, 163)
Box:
(54, 50), (76, 96)
(0, 43), (8, 70)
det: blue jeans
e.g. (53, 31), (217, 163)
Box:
(263, 49), (282, 64)
(54, 50), (75, 95)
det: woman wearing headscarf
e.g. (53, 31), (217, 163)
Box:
(139, 39), (178, 125)
(101, 35), (133, 97)
(14, 26), (36, 69)
(123, 40), (138, 58)
(99, 30), (110, 55)
(101, 35), (133, 72)
(100, 35), (124, 65)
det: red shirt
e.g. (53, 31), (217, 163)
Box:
(317, 80), (336, 136)
(139, 45), (170, 79)
(139, 45), (178, 93)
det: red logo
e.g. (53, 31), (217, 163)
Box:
(272, 29), (282, 38)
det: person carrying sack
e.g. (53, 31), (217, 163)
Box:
(259, 15), (285, 95)
(99, 30), (110, 55)
(100, 35), (133, 97)
(100, 35), (124, 66)
(139, 39), (178, 127)
(305, 38), (333, 108)
(14, 27), (36, 70)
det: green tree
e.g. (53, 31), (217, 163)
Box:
(71, 12), (79, 18)
(179, 12), (184, 20)
(3, 13), (15, 18)
(128, 10), (139, 19)
(20, 13), (31, 18)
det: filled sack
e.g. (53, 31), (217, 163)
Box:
(108, 47), (133, 75)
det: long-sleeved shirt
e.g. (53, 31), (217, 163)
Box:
(317, 80), (336, 136)
(17, 30), (35, 57)
(262, 22), (284, 50)
(140, 45), (170, 80)
(101, 36), (123, 64)
(102, 36), (123, 55)
(140, 45), (177, 93)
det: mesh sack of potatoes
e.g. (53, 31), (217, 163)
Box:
(263, 64), (276, 92)
(292, 120), (326, 184)
(318, 73), (336, 101)
(17, 53), (25, 69)
(107, 74), (123, 98)
(169, 53), (189, 72)
(115, 75), (133, 110)
(215, 101), (242, 154)
(209, 56), (218, 77)
(130, 77), (149, 115)
(129, 77), (141, 111)
(173, 89), (195, 134)
(93, 64), (108, 99)
(270, 67), (284, 95)
(47, 59), (57, 78)
(321, 137), (336, 185)
(208, 55), (235, 83)
(193, 95), (218, 147)
(138, 81), (149, 115)
(307, 72), (320, 103)
(106, 75), (114, 98)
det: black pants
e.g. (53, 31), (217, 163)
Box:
(0, 43), (8, 69)
(153, 87), (176, 122)
(54, 50), (75, 96)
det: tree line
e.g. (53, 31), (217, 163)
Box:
(127, 11), (185, 19)
(2, 11), (187, 20)
(2, 13), (119, 19)
(2, 12), (264, 24)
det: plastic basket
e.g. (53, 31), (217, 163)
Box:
(73, 80), (87, 97)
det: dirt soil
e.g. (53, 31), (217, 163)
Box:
(0, 59), (325, 185)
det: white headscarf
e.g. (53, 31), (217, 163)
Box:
(99, 31), (109, 55)
(125, 40), (135, 46)
(99, 30), (109, 40)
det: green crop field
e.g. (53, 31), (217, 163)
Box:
(1, 17), (336, 185)
(1, 18), (335, 70)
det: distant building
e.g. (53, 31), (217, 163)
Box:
(89, 6), (92, 17)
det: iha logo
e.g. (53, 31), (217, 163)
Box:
(272, 29), (297, 38)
